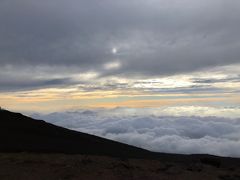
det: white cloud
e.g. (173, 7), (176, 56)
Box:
(104, 61), (121, 70)
(32, 106), (240, 157)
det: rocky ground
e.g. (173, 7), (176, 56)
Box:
(0, 153), (240, 180)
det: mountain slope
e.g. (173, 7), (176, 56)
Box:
(0, 109), (155, 158)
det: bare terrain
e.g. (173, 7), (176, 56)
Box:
(1, 153), (240, 180)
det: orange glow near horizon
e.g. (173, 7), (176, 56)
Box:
(0, 87), (236, 113)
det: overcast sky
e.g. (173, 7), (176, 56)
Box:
(0, 0), (239, 112)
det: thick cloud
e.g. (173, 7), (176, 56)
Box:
(32, 107), (240, 157)
(1, 0), (240, 78)
(0, 77), (73, 92)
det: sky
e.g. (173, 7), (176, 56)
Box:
(0, 0), (240, 113)
(1, 0), (240, 157)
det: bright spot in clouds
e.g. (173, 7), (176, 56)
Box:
(112, 48), (118, 54)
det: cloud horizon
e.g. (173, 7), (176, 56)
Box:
(32, 107), (240, 157)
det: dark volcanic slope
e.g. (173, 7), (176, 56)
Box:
(0, 110), (153, 158)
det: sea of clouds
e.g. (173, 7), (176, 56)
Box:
(32, 106), (240, 157)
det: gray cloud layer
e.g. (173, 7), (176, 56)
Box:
(1, 0), (240, 78)
(32, 107), (240, 157)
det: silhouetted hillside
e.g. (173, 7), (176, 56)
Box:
(0, 110), (155, 157)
